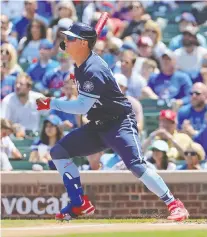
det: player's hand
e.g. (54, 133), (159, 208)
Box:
(36, 97), (51, 110)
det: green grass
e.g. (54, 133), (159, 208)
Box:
(2, 218), (206, 228)
(29, 231), (207, 237)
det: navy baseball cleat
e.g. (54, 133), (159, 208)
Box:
(55, 195), (95, 221)
(167, 199), (189, 221)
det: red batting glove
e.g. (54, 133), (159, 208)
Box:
(36, 97), (51, 110)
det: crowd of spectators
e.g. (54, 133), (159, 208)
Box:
(1, 0), (207, 171)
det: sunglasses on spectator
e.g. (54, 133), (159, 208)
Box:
(190, 91), (201, 96)
(1, 50), (9, 55)
(184, 151), (197, 156)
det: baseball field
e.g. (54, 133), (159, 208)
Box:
(2, 219), (207, 237)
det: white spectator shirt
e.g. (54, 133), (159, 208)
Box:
(1, 91), (46, 131)
(174, 46), (207, 73)
(1, 136), (16, 157)
(0, 152), (13, 171)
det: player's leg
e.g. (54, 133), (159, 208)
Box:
(100, 114), (189, 221)
(50, 123), (107, 219)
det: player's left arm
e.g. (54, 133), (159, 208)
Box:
(36, 94), (97, 115)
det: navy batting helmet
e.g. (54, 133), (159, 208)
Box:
(60, 22), (97, 50)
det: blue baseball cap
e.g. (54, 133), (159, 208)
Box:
(45, 115), (62, 126)
(120, 41), (138, 53)
(61, 22), (97, 41)
(39, 39), (53, 50)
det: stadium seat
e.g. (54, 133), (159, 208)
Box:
(10, 160), (49, 170)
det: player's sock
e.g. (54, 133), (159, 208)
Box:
(53, 159), (83, 207)
(131, 164), (175, 205)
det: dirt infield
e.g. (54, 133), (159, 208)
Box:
(2, 222), (207, 237)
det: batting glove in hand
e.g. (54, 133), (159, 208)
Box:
(36, 97), (51, 110)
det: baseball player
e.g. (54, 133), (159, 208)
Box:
(36, 22), (189, 221)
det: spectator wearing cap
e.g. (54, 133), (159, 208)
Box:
(29, 114), (63, 164)
(142, 20), (167, 59)
(177, 82), (207, 137)
(115, 49), (146, 99)
(26, 39), (59, 84)
(174, 25), (207, 83)
(133, 36), (159, 76)
(11, 0), (48, 42)
(178, 142), (206, 170)
(0, 15), (18, 48)
(37, 52), (73, 95)
(145, 50), (192, 107)
(147, 140), (176, 170)
(120, 1), (150, 40)
(18, 18), (48, 64)
(143, 110), (192, 160)
(2, 73), (46, 132)
(49, 1), (77, 29)
(169, 12), (207, 51)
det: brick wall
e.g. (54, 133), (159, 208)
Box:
(1, 171), (207, 219)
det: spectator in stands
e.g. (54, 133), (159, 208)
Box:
(145, 50), (192, 107)
(193, 124), (207, 158)
(1, 15), (18, 48)
(50, 18), (73, 58)
(27, 39), (59, 85)
(191, 2), (207, 26)
(143, 110), (192, 160)
(174, 25), (207, 83)
(177, 82), (207, 136)
(1, 43), (23, 77)
(178, 142), (206, 170)
(18, 19), (47, 63)
(169, 12), (207, 51)
(120, 1), (150, 39)
(94, 40), (106, 57)
(0, 118), (22, 160)
(142, 20), (167, 59)
(2, 73), (45, 132)
(147, 140), (176, 170)
(1, 0), (24, 21)
(0, 56), (15, 100)
(11, 0), (48, 42)
(133, 36), (157, 75)
(201, 53), (207, 85)
(29, 114), (63, 164)
(115, 49), (146, 99)
(50, 77), (81, 130)
(49, 1), (77, 29)
(36, 0), (56, 21)
(36, 51), (73, 95)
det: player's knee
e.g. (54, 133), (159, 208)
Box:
(50, 143), (69, 160)
(129, 163), (147, 178)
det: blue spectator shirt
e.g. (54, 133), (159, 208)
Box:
(1, 75), (16, 100)
(27, 60), (59, 83)
(193, 125), (207, 158)
(50, 96), (78, 128)
(177, 104), (207, 131)
(169, 34), (207, 51)
(1, 36), (18, 49)
(42, 68), (70, 89)
(12, 14), (48, 41)
(74, 51), (133, 121)
(148, 71), (192, 104)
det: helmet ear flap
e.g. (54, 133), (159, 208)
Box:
(60, 41), (66, 50)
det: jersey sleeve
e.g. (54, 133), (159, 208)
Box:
(79, 72), (105, 99)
